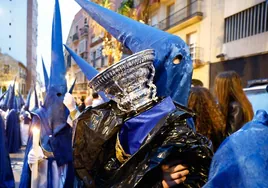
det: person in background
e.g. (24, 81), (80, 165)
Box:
(78, 96), (85, 112)
(84, 95), (93, 109)
(92, 92), (104, 107)
(188, 86), (226, 152)
(214, 71), (254, 135)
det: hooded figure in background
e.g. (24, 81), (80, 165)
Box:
(42, 57), (49, 92)
(19, 0), (74, 187)
(63, 0), (212, 187)
(6, 82), (21, 153)
(19, 89), (33, 146)
(0, 114), (15, 187)
(204, 110), (268, 187)
(0, 90), (9, 120)
(17, 93), (25, 111)
(31, 87), (39, 112)
(1, 85), (12, 112)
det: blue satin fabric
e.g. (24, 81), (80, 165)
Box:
(0, 115), (15, 188)
(204, 110), (268, 188)
(119, 97), (176, 155)
(6, 109), (21, 153)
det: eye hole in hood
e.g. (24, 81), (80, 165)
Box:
(173, 54), (183, 65)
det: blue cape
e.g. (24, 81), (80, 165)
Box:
(6, 109), (21, 153)
(204, 110), (268, 188)
(0, 115), (15, 187)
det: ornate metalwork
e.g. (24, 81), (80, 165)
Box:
(89, 49), (158, 113)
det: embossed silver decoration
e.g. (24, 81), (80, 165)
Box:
(89, 49), (158, 112)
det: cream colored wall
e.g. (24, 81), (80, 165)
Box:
(192, 64), (210, 88)
(224, 0), (265, 18)
(224, 32), (268, 59)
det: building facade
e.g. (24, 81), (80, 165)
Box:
(65, 0), (123, 101)
(65, 9), (95, 101)
(0, 52), (27, 95)
(0, 0), (38, 92)
(145, 0), (268, 88)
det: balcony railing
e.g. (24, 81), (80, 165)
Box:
(72, 33), (79, 42)
(151, 0), (202, 31)
(189, 45), (204, 68)
(80, 26), (89, 37)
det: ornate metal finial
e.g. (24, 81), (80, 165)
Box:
(89, 49), (157, 112)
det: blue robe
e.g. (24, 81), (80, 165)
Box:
(6, 109), (21, 153)
(204, 110), (268, 188)
(0, 115), (15, 187)
(19, 108), (74, 188)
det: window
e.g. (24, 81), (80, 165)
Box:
(167, 3), (175, 27)
(4, 65), (9, 74)
(186, 32), (197, 60)
(75, 25), (78, 33)
(187, 0), (196, 16)
(224, 1), (268, 43)
(84, 18), (88, 24)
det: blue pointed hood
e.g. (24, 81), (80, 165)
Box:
(2, 86), (11, 110)
(31, 87), (39, 111)
(42, 57), (49, 91)
(0, 90), (8, 102)
(75, 0), (193, 105)
(41, 0), (68, 133)
(0, 90), (8, 109)
(49, 0), (66, 88)
(24, 88), (32, 111)
(64, 45), (98, 80)
(18, 93), (25, 109)
(64, 45), (109, 102)
(7, 83), (15, 110)
(14, 96), (18, 111)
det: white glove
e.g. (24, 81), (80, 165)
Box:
(28, 146), (45, 164)
(63, 93), (76, 112)
(4, 110), (9, 119)
(25, 111), (32, 119)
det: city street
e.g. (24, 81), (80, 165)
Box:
(10, 147), (25, 188)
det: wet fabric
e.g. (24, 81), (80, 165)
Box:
(204, 110), (268, 188)
(0, 115), (15, 188)
(6, 109), (21, 153)
(119, 97), (176, 155)
(73, 99), (213, 187)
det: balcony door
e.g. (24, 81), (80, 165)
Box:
(187, 0), (196, 16)
(187, 32), (197, 60)
(167, 3), (175, 28)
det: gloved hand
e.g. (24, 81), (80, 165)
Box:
(4, 109), (9, 120)
(25, 111), (32, 119)
(28, 146), (45, 164)
(63, 93), (76, 112)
